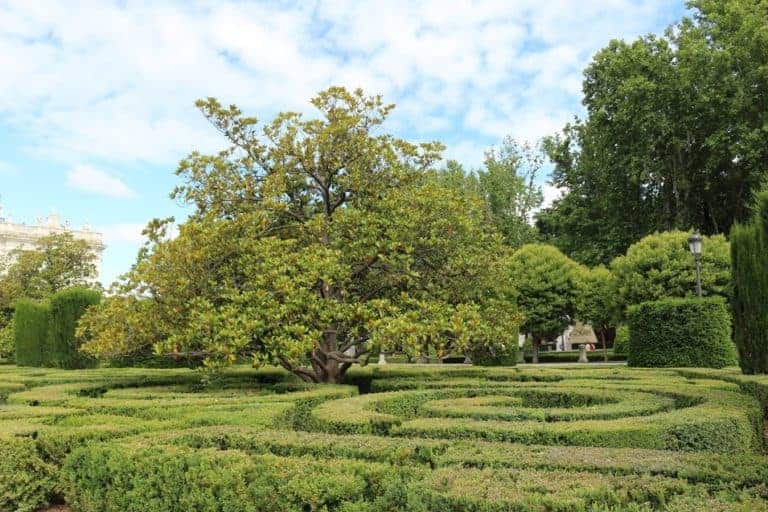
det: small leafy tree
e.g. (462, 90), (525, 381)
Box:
(0, 233), (99, 304)
(576, 266), (618, 362)
(80, 87), (520, 383)
(730, 188), (768, 374)
(477, 138), (544, 247)
(506, 244), (582, 363)
(437, 138), (544, 248)
(611, 231), (730, 315)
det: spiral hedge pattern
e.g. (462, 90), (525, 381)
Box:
(1, 363), (767, 511)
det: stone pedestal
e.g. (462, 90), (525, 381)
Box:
(377, 353), (387, 365)
(578, 344), (589, 363)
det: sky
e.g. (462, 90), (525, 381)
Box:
(0, 0), (687, 285)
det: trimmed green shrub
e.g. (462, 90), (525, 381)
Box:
(469, 338), (519, 366)
(611, 230), (732, 311)
(0, 319), (13, 360)
(13, 299), (50, 367)
(627, 297), (737, 368)
(0, 437), (56, 512)
(2, 364), (768, 510)
(47, 287), (101, 369)
(613, 324), (629, 355)
(730, 188), (768, 374)
(62, 445), (403, 512)
(525, 349), (626, 363)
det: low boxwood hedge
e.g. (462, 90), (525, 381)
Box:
(1, 364), (767, 510)
(628, 297), (738, 368)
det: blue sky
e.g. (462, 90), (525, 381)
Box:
(0, 1), (687, 285)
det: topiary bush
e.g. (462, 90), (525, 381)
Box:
(611, 231), (732, 312)
(13, 299), (50, 367)
(627, 297), (737, 368)
(730, 187), (768, 374)
(47, 287), (101, 369)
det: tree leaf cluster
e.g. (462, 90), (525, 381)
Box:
(538, 0), (768, 265)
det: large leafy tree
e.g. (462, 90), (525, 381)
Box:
(506, 244), (582, 363)
(610, 231), (731, 315)
(80, 87), (519, 383)
(538, 0), (768, 265)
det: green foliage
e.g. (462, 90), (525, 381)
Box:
(627, 297), (737, 368)
(0, 232), (99, 359)
(613, 325), (630, 356)
(437, 139), (544, 249)
(0, 318), (13, 360)
(13, 299), (50, 367)
(731, 188), (768, 374)
(0, 437), (56, 512)
(611, 231), (731, 313)
(0, 232), (99, 307)
(529, 349), (626, 363)
(506, 244), (581, 361)
(81, 87), (519, 384)
(576, 265), (618, 359)
(2, 364), (768, 510)
(47, 287), (100, 369)
(538, 1), (768, 265)
(476, 138), (543, 247)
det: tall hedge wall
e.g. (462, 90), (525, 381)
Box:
(627, 297), (737, 368)
(730, 189), (768, 374)
(14, 300), (50, 367)
(47, 288), (101, 369)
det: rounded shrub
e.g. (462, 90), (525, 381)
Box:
(627, 297), (737, 368)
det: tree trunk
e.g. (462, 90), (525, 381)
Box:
(600, 329), (608, 363)
(532, 339), (540, 364)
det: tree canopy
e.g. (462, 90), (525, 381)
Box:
(610, 231), (731, 315)
(0, 232), (99, 309)
(537, 0), (768, 265)
(505, 244), (582, 363)
(80, 87), (519, 383)
(576, 265), (619, 361)
(437, 138), (543, 248)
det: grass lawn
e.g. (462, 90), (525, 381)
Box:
(1, 363), (767, 511)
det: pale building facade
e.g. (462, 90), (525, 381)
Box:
(0, 206), (105, 281)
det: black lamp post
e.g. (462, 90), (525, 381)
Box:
(688, 232), (703, 298)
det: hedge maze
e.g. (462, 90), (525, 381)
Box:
(1, 364), (767, 511)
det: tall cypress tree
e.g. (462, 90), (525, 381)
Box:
(731, 189), (768, 374)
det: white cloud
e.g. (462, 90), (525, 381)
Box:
(541, 184), (566, 210)
(66, 164), (135, 198)
(0, 0), (679, 171)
